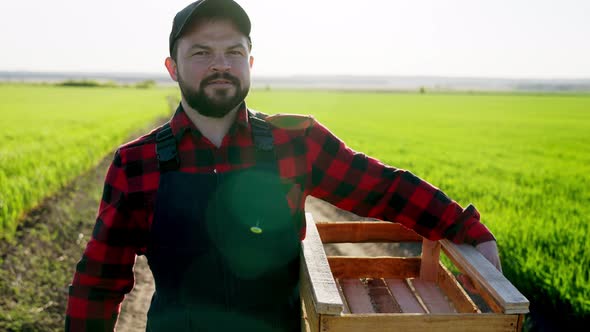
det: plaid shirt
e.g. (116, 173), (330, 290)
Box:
(66, 103), (494, 330)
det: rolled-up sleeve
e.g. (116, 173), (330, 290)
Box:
(66, 150), (144, 331)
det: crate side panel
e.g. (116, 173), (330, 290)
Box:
(321, 314), (520, 332)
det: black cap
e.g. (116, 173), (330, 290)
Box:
(169, 0), (251, 55)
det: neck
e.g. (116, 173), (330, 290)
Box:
(181, 100), (241, 148)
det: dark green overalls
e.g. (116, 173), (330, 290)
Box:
(145, 108), (302, 331)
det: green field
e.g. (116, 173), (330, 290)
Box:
(1, 85), (589, 321)
(0, 84), (176, 239)
(248, 90), (590, 316)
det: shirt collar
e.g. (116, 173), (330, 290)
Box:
(169, 102), (250, 140)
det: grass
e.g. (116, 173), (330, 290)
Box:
(1, 85), (588, 328)
(0, 84), (174, 331)
(247, 90), (590, 317)
(0, 120), (169, 331)
(0, 162), (106, 331)
(0, 84), (176, 240)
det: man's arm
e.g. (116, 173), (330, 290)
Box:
(66, 150), (145, 331)
(304, 118), (496, 247)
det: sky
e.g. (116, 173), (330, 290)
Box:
(0, 0), (589, 79)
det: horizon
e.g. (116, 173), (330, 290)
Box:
(2, 69), (590, 81)
(3, 70), (590, 93)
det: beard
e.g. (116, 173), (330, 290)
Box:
(178, 72), (250, 118)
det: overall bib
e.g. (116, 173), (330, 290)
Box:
(145, 111), (302, 332)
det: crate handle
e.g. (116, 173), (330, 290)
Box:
(440, 239), (529, 314)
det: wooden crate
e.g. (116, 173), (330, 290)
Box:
(300, 213), (529, 332)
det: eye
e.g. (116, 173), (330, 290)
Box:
(228, 50), (244, 56)
(192, 50), (209, 56)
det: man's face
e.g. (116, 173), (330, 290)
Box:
(165, 19), (253, 118)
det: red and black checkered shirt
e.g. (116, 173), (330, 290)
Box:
(66, 104), (494, 330)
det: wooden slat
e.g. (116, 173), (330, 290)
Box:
(409, 278), (456, 313)
(316, 221), (423, 243)
(339, 279), (375, 313)
(320, 313), (521, 332)
(334, 279), (351, 314)
(436, 262), (480, 313)
(466, 281), (504, 314)
(440, 239), (529, 314)
(300, 213), (345, 315)
(420, 239), (441, 281)
(366, 278), (402, 313)
(328, 257), (421, 279)
(384, 278), (426, 313)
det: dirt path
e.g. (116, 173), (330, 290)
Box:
(115, 197), (418, 332)
(115, 256), (153, 332)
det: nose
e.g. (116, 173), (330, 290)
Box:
(210, 53), (231, 72)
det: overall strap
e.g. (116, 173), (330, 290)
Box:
(248, 111), (276, 165)
(156, 111), (276, 172)
(155, 123), (180, 172)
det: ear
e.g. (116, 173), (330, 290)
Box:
(249, 55), (254, 69)
(165, 57), (178, 82)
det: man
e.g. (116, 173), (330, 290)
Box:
(66, 0), (501, 331)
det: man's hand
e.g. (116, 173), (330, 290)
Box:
(457, 240), (502, 294)
(475, 240), (502, 272)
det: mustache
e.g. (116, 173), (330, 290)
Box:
(202, 73), (240, 86)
